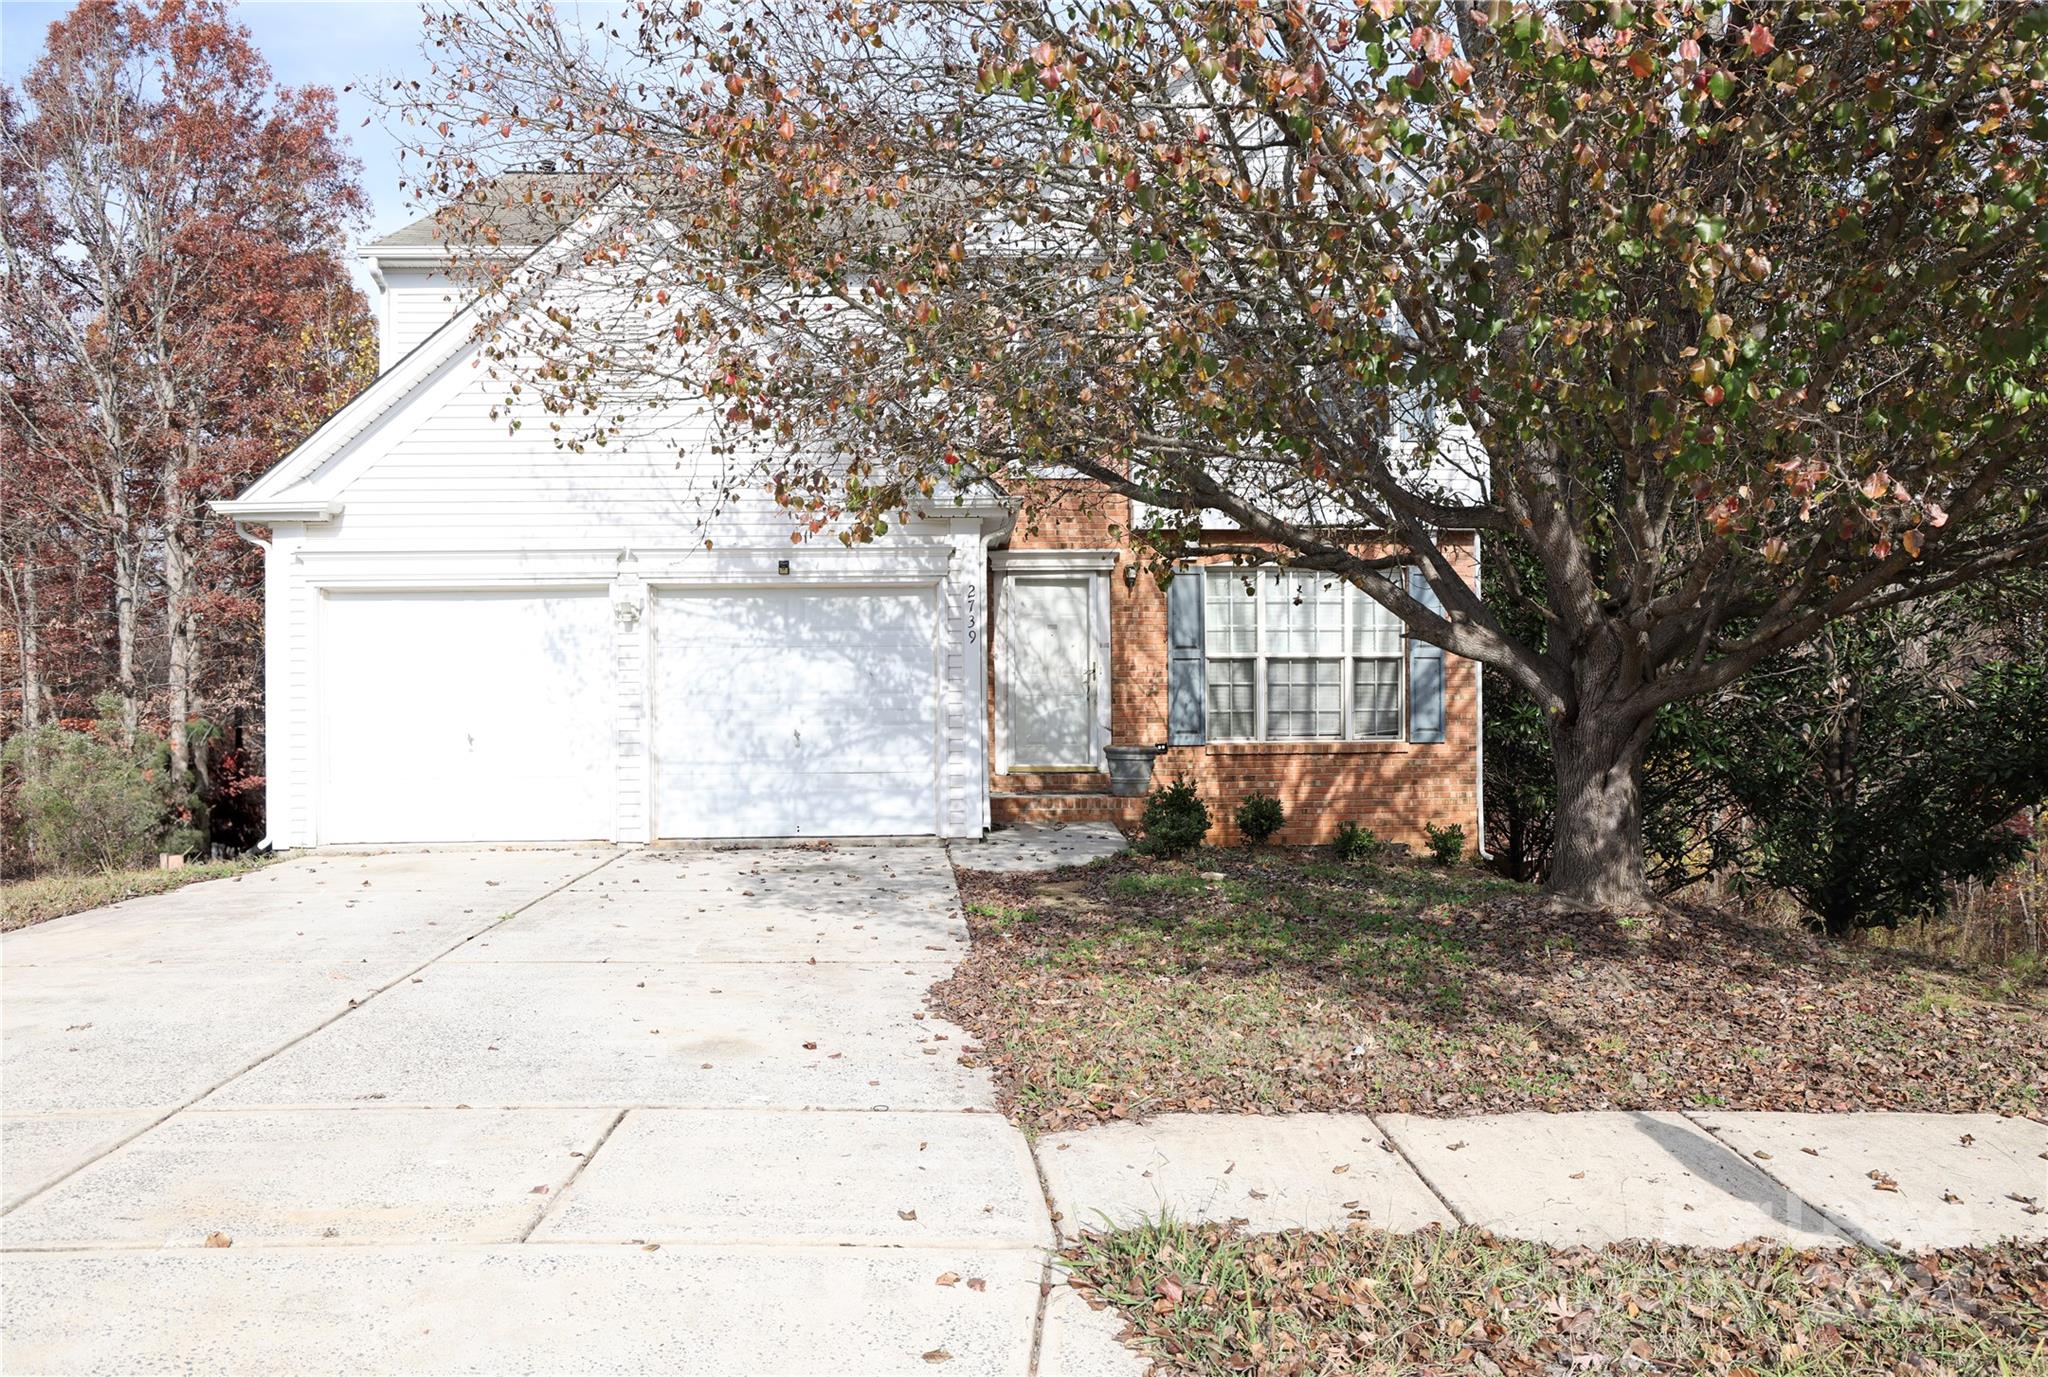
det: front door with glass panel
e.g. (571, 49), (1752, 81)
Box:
(1006, 575), (1095, 767)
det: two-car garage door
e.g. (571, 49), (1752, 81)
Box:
(317, 586), (938, 843)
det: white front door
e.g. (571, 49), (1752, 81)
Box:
(649, 586), (939, 837)
(1006, 575), (1096, 768)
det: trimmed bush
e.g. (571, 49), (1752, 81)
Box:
(2, 703), (174, 873)
(1332, 821), (1385, 863)
(1423, 821), (1467, 867)
(1235, 792), (1285, 846)
(1141, 776), (1211, 857)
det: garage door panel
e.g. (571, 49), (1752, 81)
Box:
(652, 587), (938, 838)
(658, 701), (934, 771)
(672, 657), (929, 707)
(320, 591), (613, 843)
(679, 773), (935, 836)
(661, 590), (932, 648)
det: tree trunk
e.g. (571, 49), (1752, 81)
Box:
(3, 555), (44, 733)
(1544, 705), (1654, 909)
(164, 495), (196, 790)
(109, 483), (141, 746)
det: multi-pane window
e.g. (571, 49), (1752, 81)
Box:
(1204, 569), (1406, 741)
(1352, 594), (1404, 739)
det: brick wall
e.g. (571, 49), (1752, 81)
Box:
(995, 483), (1482, 850)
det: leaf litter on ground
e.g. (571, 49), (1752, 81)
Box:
(1060, 1219), (2048, 1376)
(932, 849), (2046, 1131)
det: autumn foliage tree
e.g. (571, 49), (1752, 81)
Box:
(2, 0), (372, 843)
(400, 0), (2048, 908)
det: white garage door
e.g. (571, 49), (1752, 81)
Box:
(319, 590), (613, 843)
(652, 587), (938, 837)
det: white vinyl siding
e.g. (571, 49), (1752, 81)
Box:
(1203, 569), (1407, 742)
(378, 265), (467, 368)
(253, 273), (994, 846)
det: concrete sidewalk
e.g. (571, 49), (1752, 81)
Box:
(1038, 1108), (2047, 1252)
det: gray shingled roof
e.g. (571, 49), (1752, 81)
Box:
(364, 173), (600, 252)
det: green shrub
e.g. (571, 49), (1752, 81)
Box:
(1332, 821), (1385, 863)
(1423, 821), (1466, 867)
(1710, 610), (2048, 937)
(1141, 776), (1211, 857)
(2, 703), (175, 873)
(1234, 792), (1285, 846)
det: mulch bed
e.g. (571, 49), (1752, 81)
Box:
(930, 849), (2047, 1132)
(1060, 1220), (2048, 1376)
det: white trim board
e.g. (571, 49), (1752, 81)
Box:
(991, 549), (1120, 573)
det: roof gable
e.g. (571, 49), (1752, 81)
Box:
(218, 195), (621, 520)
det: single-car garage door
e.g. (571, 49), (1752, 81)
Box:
(319, 589), (613, 843)
(651, 587), (938, 837)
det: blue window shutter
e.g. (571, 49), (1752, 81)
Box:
(1407, 566), (1446, 744)
(1166, 572), (1206, 746)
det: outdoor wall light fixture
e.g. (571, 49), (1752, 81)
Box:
(777, 559), (792, 576)
(1122, 561), (1139, 591)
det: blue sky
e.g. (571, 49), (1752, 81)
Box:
(3, 0), (455, 289)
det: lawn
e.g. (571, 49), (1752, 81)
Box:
(1, 858), (273, 932)
(1062, 1220), (2048, 1376)
(931, 850), (2047, 1132)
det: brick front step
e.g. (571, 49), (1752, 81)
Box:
(990, 791), (1141, 828)
(989, 771), (1114, 795)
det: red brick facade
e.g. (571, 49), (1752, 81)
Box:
(989, 484), (1481, 850)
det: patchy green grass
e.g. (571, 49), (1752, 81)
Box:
(933, 848), (2047, 1130)
(1063, 1220), (2048, 1376)
(1, 858), (273, 932)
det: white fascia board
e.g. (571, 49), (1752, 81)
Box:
(911, 490), (1015, 521)
(355, 243), (534, 267)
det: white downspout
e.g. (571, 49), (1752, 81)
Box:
(230, 520), (274, 854)
(975, 509), (1017, 833)
(1473, 531), (1490, 859)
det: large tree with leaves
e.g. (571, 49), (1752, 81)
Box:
(400, 0), (2048, 907)
(2, 0), (370, 812)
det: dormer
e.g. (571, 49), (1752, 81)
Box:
(356, 173), (592, 372)
(357, 243), (471, 371)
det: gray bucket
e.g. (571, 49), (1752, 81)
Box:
(1105, 744), (1163, 797)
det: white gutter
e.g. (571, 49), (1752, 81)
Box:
(211, 498), (341, 524)
(1473, 532), (1490, 859)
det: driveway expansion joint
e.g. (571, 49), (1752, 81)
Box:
(520, 1107), (629, 1243)
(1022, 1130), (1065, 1377)
(1, 850), (627, 1219)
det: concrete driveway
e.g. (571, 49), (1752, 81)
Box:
(1, 845), (1074, 1376)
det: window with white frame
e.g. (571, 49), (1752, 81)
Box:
(1203, 569), (1406, 741)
